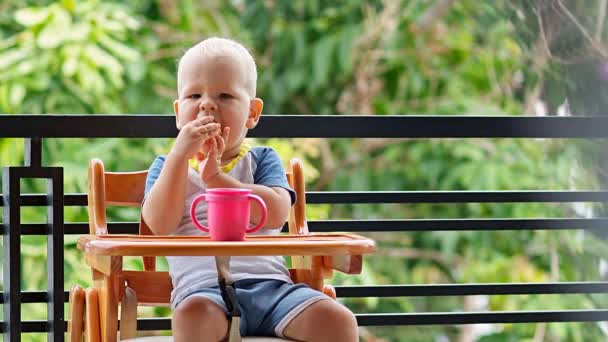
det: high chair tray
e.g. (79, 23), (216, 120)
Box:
(77, 233), (376, 256)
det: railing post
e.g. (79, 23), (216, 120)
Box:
(2, 138), (64, 341)
(2, 168), (21, 342)
(25, 138), (42, 168)
(46, 167), (64, 341)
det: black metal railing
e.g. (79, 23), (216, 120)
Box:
(1, 114), (608, 341)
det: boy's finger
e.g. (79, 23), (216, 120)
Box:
(216, 135), (225, 154)
(202, 130), (219, 140)
(201, 139), (212, 154)
(223, 127), (230, 141)
(197, 123), (220, 134)
(191, 118), (212, 130)
(206, 140), (215, 157)
(213, 137), (221, 158)
(197, 130), (219, 141)
(194, 115), (214, 124)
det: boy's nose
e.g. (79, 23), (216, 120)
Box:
(199, 99), (217, 112)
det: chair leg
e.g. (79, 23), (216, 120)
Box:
(68, 285), (85, 342)
(85, 288), (101, 342)
(94, 265), (121, 342)
(119, 286), (138, 340)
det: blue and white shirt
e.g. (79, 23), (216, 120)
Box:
(144, 146), (296, 307)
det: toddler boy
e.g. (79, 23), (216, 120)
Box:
(142, 37), (358, 342)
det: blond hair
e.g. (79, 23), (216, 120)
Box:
(177, 37), (257, 97)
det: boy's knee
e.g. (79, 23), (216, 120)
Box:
(315, 300), (358, 331)
(331, 303), (358, 330)
(173, 297), (228, 340)
(175, 296), (224, 318)
(283, 300), (358, 342)
(311, 301), (358, 341)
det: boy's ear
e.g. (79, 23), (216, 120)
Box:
(246, 98), (263, 129)
(173, 99), (182, 129)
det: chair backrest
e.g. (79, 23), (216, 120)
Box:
(103, 171), (148, 206)
(88, 159), (157, 271)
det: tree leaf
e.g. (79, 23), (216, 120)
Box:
(84, 44), (124, 76)
(64, 22), (91, 42)
(112, 9), (141, 30)
(97, 33), (140, 62)
(0, 47), (30, 70)
(14, 7), (50, 27)
(36, 7), (72, 49)
(126, 61), (146, 82)
(62, 57), (79, 77)
(9, 84), (26, 108)
(312, 36), (334, 87)
(61, 0), (76, 12)
(337, 25), (360, 74)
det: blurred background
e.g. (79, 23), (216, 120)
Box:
(1, 0), (607, 341)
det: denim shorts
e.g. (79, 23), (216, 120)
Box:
(173, 278), (330, 337)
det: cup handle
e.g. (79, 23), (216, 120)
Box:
(190, 194), (209, 232)
(246, 194), (267, 233)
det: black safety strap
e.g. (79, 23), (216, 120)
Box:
(215, 255), (241, 342)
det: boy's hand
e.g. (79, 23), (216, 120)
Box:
(200, 127), (230, 183)
(171, 116), (220, 160)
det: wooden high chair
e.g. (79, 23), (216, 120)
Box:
(67, 158), (375, 342)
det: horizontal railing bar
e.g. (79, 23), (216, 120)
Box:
(11, 223), (139, 235)
(3, 191), (607, 207)
(6, 310), (608, 332)
(357, 310), (608, 326)
(21, 321), (49, 333)
(308, 218), (608, 232)
(7, 282), (606, 305)
(2, 115), (608, 138)
(0, 320), (59, 333)
(136, 318), (172, 331)
(12, 193), (85, 206)
(307, 191), (608, 203)
(0, 319), (174, 333)
(335, 282), (608, 297)
(4, 218), (606, 235)
(20, 292), (51, 303)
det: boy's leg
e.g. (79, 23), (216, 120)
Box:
(173, 296), (229, 342)
(282, 299), (358, 342)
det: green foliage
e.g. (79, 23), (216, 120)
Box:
(1, 1), (606, 341)
(0, 1), (143, 113)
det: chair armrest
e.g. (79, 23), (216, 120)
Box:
(323, 255), (363, 274)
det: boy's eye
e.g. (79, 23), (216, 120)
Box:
(219, 93), (233, 99)
(187, 94), (200, 99)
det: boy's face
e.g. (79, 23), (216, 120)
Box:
(174, 53), (262, 157)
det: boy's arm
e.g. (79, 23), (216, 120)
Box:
(143, 116), (221, 235)
(206, 174), (291, 229)
(142, 152), (189, 235)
